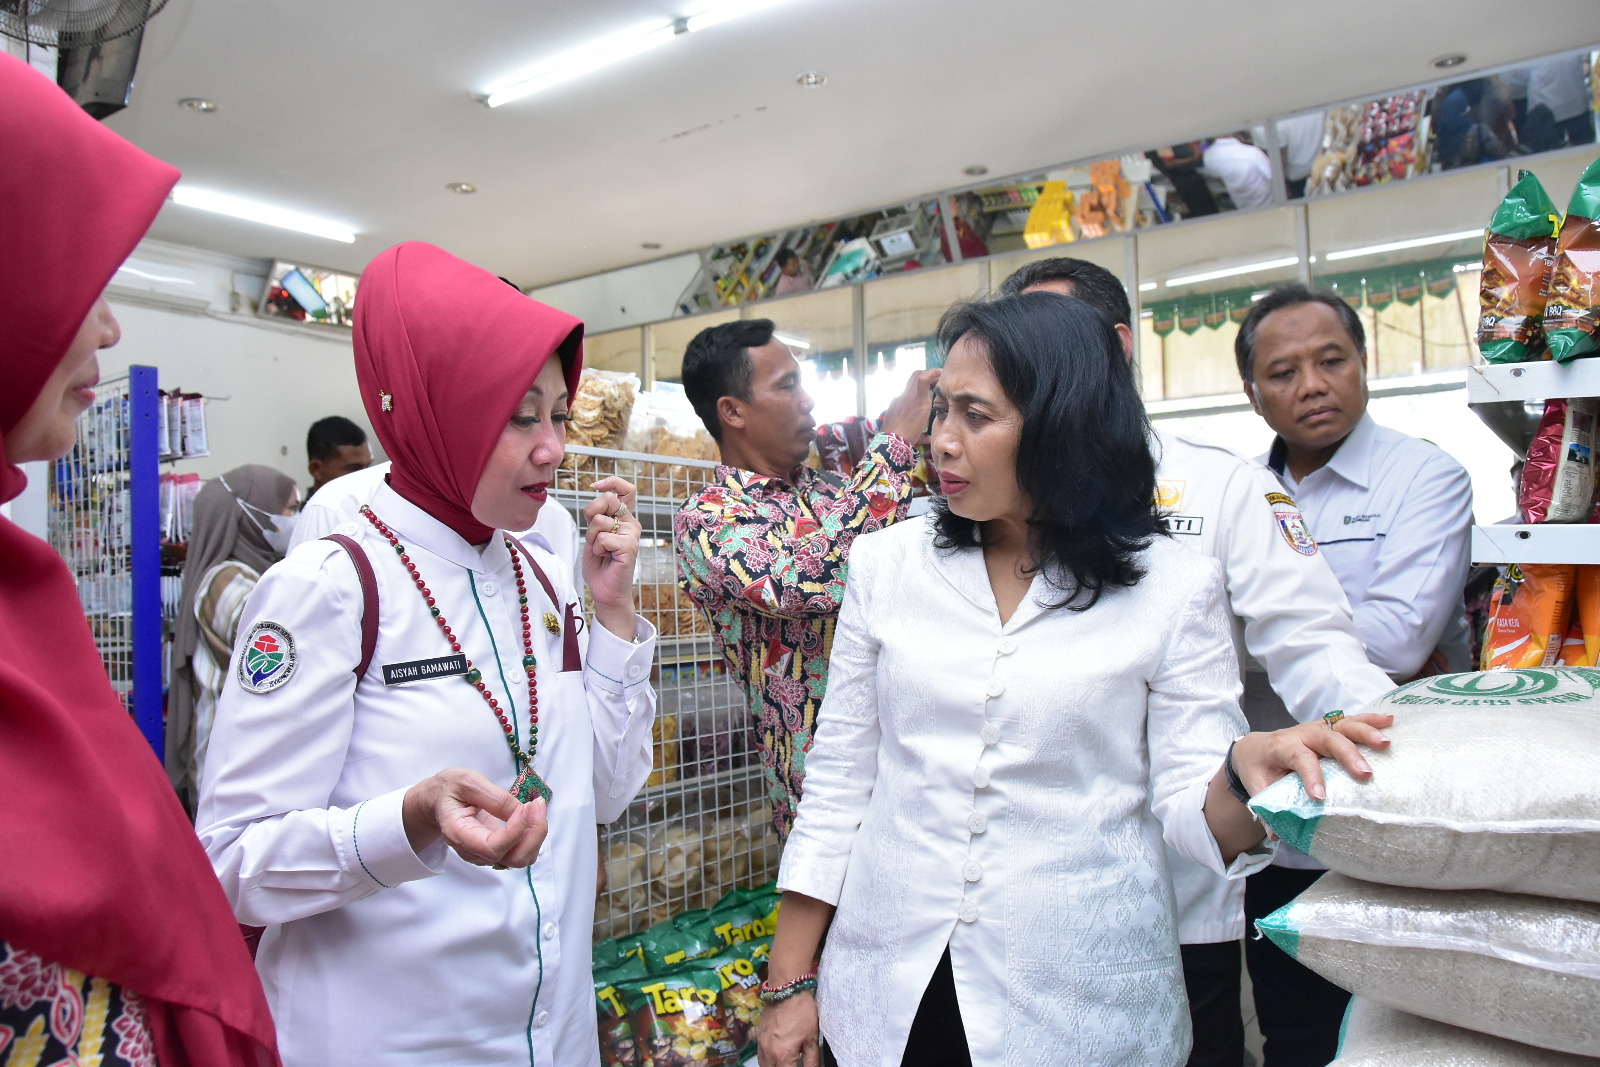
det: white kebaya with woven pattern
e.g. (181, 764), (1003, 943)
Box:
(778, 516), (1270, 1066)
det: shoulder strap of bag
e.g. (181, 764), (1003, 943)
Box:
(508, 537), (584, 672)
(323, 533), (379, 678)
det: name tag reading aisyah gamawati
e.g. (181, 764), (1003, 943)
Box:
(382, 653), (469, 686)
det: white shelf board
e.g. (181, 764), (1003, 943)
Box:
(1471, 523), (1600, 565)
(1466, 361), (1600, 405)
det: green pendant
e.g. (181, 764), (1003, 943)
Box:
(512, 764), (552, 804)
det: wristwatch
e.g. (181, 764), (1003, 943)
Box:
(1224, 739), (1251, 805)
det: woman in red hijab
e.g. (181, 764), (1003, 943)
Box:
(196, 242), (659, 1066)
(0, 54), (279, 1067)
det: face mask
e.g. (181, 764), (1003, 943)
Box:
(221, 477), (299, 556)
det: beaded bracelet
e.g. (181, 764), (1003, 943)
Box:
(759, 970), (818, 1005)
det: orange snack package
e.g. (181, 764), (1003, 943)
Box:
(1481, 563), (1577, 669)
(1555, 622), (1589, 666)
(1574, 565), (1600, 668)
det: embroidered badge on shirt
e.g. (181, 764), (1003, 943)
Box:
(238, 621), (298, 693)
(1155, 480), (1185, 510)
(381, 653), (469, 686)
(1265, 492), (1318, 556)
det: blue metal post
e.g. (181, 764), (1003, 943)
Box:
(128, 365), (163, 756)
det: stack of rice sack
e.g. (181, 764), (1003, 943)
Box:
(1248, 668), (1600, 1062)
(593, 882), (780, 1067)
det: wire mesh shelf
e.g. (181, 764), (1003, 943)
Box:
(557, 445), (784, 942)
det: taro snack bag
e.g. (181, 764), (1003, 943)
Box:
(706, 892), (780, 952)
(1520, 398), (1599, 523)
(706, 939), (772, 1055)
(597, 958), (650, 1067)
(1481, 563), (1577, 670)
(1478, 168), (1561, 363)
(610, 931), (650, 970)
(617, 966), (741, 1066)
(671, 908), (714, 934)
(639, 922), (718, 974)
(1545, 156), (1600, 363)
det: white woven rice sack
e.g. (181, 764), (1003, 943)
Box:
(1332, 998), (1600, 1065)
(1249, 668), (1600, 902)
(1256, 873), (1600, 1057)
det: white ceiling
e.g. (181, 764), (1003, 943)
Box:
(107, 0), (1594, 288)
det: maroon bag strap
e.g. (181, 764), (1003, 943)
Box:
(323, 533), (380, 679)
(508, 538), (584, 672)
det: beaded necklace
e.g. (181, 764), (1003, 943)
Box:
(359, 505), (551, 804)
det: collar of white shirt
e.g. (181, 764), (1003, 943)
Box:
(931, 527), (1056, 633)
(1266, 411), (1378, 493)
(370, 480), (513, 574)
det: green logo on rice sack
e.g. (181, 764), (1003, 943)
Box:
(1390, 668), (1600, 706)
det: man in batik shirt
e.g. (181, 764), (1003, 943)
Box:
(676, 318), (938, 836)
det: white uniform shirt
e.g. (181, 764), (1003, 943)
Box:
(1154, 429), (1393, 942)
(198, 481), (656, 1067)
(293, 461), (586, 598)
(1202, 137), (1274, 210)
(1261, 413), (1474, 677)
(779, 518), (1270, 1067)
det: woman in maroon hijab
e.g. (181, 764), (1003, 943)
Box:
(196, 242), (659, 1066)
(0, 55), (279, 1067)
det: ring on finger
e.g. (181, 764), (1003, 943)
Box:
(1322, 709), (1345, 728)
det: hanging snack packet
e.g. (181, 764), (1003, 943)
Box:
(1481, 564), (1577, 670)
(1478, 169), (1561, 363)
(1520, 398), (1598, 523)
(1545, 156), (1600, 363)
(617, 965), (742, 1066)
(597, 958), (650, 1067)
(706, 939), (772, 1056)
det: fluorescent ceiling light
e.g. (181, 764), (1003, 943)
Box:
(171, 186), (357, 243)
(1323, 228), (1484, 262)
(115, 265), (195, 286)
(1452, 260), (1481, 273)
(774, 332), (811, 349)
(1165, 256), (1300, 288)
(487, 22), (677, 107)
(1138, 281), (1157, 292)
(486, 1), (793, 108)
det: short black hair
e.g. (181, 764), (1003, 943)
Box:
(681, 318), (775, 442)
(774, 248), (799, 269)
(307, 415), (367, 462)
(1234, 284), (1365, 382)
(933, 292), (1161, 610)
(995, 256), (1132, 329)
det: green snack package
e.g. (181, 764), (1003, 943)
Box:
(639, 921), (718, 974)
(710, 880), (778, 912)
(1546, 156), (1600, 363)
(671, 908), (714, 934)
(1478, 169), (1561, 363)
(616, 965), (742, 1066)
(608, 931), (649, 970)
(706, 938), (772, 1056)
(706, 891), (780, 951)
(596, 959), (650, 1067)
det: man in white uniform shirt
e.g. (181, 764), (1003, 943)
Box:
(1002, 260), (1394, 1067)
(1237, 283), (1472, 1066)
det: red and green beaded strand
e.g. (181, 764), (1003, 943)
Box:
(359, 505), (543, 792)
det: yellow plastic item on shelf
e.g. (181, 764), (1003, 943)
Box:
(1023, 180), (1075, 249)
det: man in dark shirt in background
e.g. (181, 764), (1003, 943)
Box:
(304, 415), (371, 498)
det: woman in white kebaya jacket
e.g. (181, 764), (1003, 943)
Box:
(198, 243), (658, 1067)
(758, 293), (1391, 1067)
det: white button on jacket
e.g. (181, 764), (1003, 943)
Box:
(197, 483), (658, 1067)
(779, 517), (1268, 1067)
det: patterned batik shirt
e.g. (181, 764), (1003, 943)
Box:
(676, 432), (916, 836)
(0, 941), (155, 1067)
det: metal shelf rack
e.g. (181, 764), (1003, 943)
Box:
(555, 445), (784, 942)
(47, 365), (164, 754)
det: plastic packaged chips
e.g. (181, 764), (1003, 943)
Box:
(614, 965), (743, 1066)
(1519, 398), (1597, 523)
(1248, 668), (1600, 903)
(1478, 169), (1560, 363)
(1482, 564), (1577, 669)
(1545, 156), (1600, 363)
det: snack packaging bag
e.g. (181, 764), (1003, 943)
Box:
(639, 921), (719, 974)
(706, 939), (772, 1056)
(1255, 873), (1600, 1057)
(617, 965), (742, 1066)
(1555, 621), (1590, 667)
(597, 958), (651, 1067)
(705, 891), (780, 952)
(1579, 566), (1600, 667)
(1331, 998), (1595, 1066)
(1481, 564), (1576, 669)
(1248, 668), (1600, 903)
(1545, 156), (1600, 363)
(1520, 398), (1598, 523)
(1478, 169), (1561, 363)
